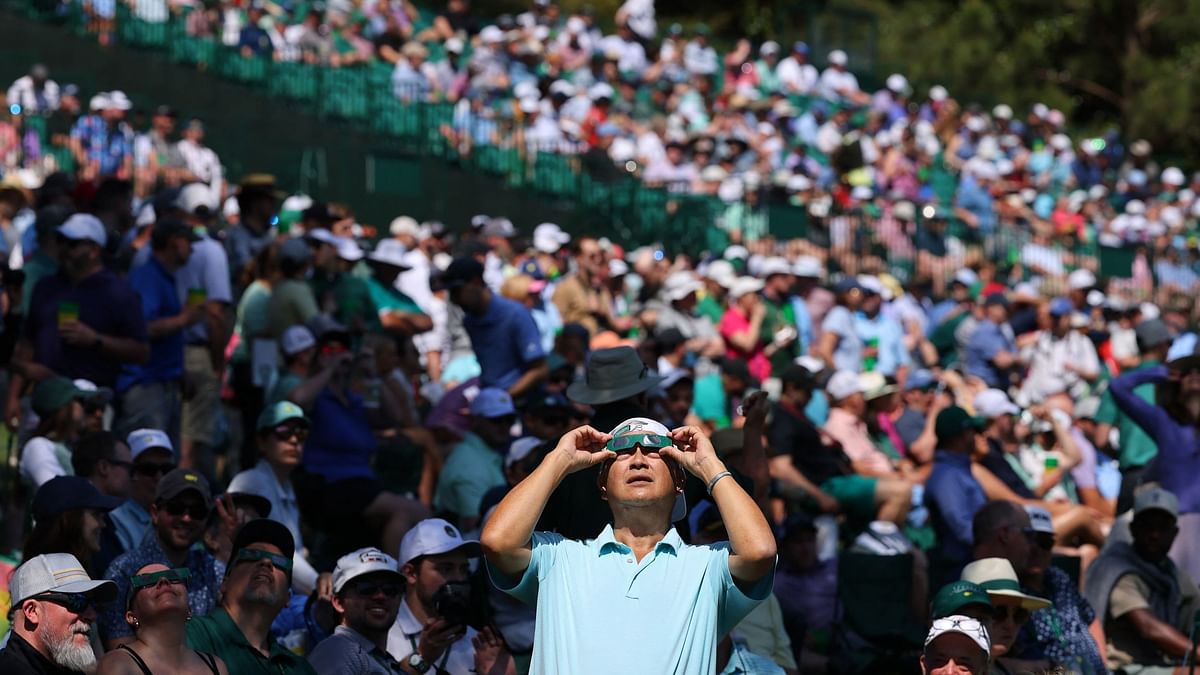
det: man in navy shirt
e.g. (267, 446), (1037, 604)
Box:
(441, 257), (548, 399)
(7, 214), (149, 426)
(926, 406), (988, 586)
(116, 218), (202, 445)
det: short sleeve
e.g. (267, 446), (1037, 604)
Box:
(1094, 389), (1119, 425)
(19, 437), (66, 487)
(821, 307), (851, 338)
(1107, 574), (1151, 619)
(202, 245), (233, 304)
(486, 531), (564, 605)
(708, 543), (775, 637)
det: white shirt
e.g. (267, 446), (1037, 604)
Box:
(395, 248), (434, 313)
(227, 460), (320, 593)
(818, 67), (860, 101)
(775, 57), (818, 95)
(387, 598), (478, 674)
(815, 121), (843, 156)
(684, 41), (718, 75)
(175, 139), (224, 210)
(6, 76), (60, 114)
(1018, 330), (1101, 405)
(598, 35), (647, 75)
(19, 437), (68, 487)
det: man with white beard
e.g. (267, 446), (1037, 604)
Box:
(0, 552), (117, 674)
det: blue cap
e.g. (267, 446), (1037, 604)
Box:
(1049, 297), (1074, 317)
(792, 41), (809, 55)
(519, 259), (546, 280)
(905, 370), (936, 391)
(833, 277), (863, 294)
(33, 476), (121, 522)
(596, 123), (621, 138)
(469, 388), (517, 418)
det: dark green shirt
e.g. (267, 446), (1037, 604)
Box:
(186, 607), (317, 675)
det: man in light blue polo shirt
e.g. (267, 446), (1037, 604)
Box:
(481, 418), (777, 675)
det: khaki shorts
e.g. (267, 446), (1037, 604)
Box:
(182, 345), (220, 445)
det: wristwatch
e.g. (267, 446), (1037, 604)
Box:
(407, 653), (431, 674)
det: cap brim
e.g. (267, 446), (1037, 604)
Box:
(985, 589), (1052, 611)
(56, 578), (118, 603)
(408, 541), (482, 565)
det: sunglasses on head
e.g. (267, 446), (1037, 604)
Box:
(992, 605), (1031, 624)
(32, 592), (93, 614)
(161, 500), (209, 520)
(131, 567), (190, 590)
(347, 579), (402, 598)
(234, 547), (293, 573)
(606, 433), (673, 454)
(272, 424), (309, 442)
(134, 461), (176, 478)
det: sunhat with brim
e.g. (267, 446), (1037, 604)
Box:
(567, 347), (664, 406)
(961, 558), (1051, 611)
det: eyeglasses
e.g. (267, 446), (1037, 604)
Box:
(133, 462), (176, 478)
(991, 605), (1031, 624)
(234, 547), (293, 573)
(131, 567), (190, 590)
(347, 579), (402, 598)
(32, 592), (93, 614)
(606, 433), (673, 453)
(160, 500), (209, 520)
(272, 425), (309, 442)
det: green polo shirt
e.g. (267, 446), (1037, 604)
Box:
(1095, 359), (1160, 469)
(186, 607), (317, 675)
(696, 293), (724, 325)
(433, 431), (505, 520)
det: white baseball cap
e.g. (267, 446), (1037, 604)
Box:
(973, 389), (1020, 418)
(924, 615), (991, 658)
(398, 518), (482, 566)
(662, 271), (703, 302)
(368, 239), (411, 269)
(281, 325), (317, 357)
(759, 257), (791, 278)
(1067, 268), (1097, 291)
(58, 213), (107, 247)
(331, 547), (403, 594)
(389, 215), (420, 238)
(533, 222), (570, 254)
(506, 436), (543, 469)
(127, 428), (174, 460)
(825, 370), (864, 401)
(728, 276), (765, 300)
(10, 553), (117, 609)
(792, 256), (824, 279)
(828, 49), (848, 66)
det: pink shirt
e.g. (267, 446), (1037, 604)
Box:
(822, 408), (895, 476)
(719, 307), (771, 383)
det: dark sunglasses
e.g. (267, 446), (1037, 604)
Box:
(234, 548), (293, 572)
(272, 424), (309, 442)
(134, 462), (176, 478)
(160, 500), (209, 520)
(607, 433), (672, 453)
(992, 605), (1031, 624)
(348, 579), (402, 598)
(131, 567), (190, 590)
(33, 592), (93, 614)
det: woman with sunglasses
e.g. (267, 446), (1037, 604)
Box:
(228, 401), (329, 599)
(960, 558), (1051, 674)
(18, 376), (87, 488)
(96, 563), (229, 675)
(1108, 346), (1200, 582)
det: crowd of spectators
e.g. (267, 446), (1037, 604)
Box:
(3, 6), (1200, 671)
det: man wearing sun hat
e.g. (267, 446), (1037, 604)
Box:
(308, 547), (406, 675)
(482, 418), (775, 674)
(0, 553), (118, 673)
(921, 614), (992, 675)
(1085, 487), (1200, 672)
(961, 558), (1051, 662)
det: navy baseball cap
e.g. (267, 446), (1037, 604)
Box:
(33, 476), (122, 522)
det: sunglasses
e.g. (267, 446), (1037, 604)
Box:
(272, 424), (309, 442)
(33, 592), (93, 614)
(134, 461), (177, 478)
(131, 567), (190, 590)
(234, 548), (293, 573)
(347, 579), (402, 598)
(606, 433), (673, 453)
(992, 605), (1031, 624)
(160, 500), (209, 520)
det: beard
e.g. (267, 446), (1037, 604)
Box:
(43, 621), (97, 674)
(243, 581), (285, 607)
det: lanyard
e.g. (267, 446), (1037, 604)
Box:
(406, 633), (453, 675)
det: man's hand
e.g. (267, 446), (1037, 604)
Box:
(815, 491), (841, 514)
(547, 425), (613, 475)
(663, 425), (726, 484)
(472, 626), (515, 675)
(59, 320), (98, 347)
(418, 617), (465, 665)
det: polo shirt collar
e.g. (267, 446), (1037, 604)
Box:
(395, 597), (423, 637)
(591, 524), (683, 557)
(253, 459), (294, 501)
(211, 607), (291, 659)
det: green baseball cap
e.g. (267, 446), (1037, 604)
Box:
(256, 401), (309, 431)
(931, 580), (993, 619)
(935, 406), (986, 443)
(31, 376), (87, 417)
